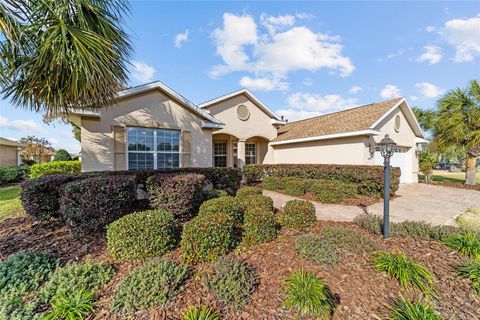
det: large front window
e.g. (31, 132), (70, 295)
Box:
(245, 143), (256, 165)
(213, 142), (227, 167)
(127, 127), (180, 170)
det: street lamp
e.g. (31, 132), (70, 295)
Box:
(377, 134), (396, 238)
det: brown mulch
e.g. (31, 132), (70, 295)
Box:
(429, 181), (480, 191)
(1, 217), (479, 319)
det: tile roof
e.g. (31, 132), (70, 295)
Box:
(273, 97), (403, 142)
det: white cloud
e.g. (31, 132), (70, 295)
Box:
(425, 26), (435, 32)
(410, 95), (418, 101)
(286, 92), (358, 113)
(380, 84), (401, 99)
(174, 29), (189, 48)
(0, 115), (46, 134)
(210, 13), (354, 79)
(349, 86), (362, 94)
(239, 76), (288, 91)
(416, 45), (443, 64)
(276, 109), (322, 121)
(440, 14), (480, 62)
(260, 14), (296, 35)
(415, 82), (445, 98)
(131, 61), (156, 83)
(302, 78), (313, 86)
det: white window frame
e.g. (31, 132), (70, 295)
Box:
(213, 141), (228, 167)
(126, 127), (181, 170)
(245, 142), (257, 165)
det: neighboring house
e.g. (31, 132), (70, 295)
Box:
(0, 137), (24, 167)
(70, 81), (426, 183)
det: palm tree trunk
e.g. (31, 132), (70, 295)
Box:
(465, 154), (477, 185)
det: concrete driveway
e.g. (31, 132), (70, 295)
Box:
(264, 183), (479, 226)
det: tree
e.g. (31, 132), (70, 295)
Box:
(53, 149), (72, 161)
(412, 107), (437, 131)
(435, 80), (480, 185)
(418, 151), (437, 184)
(18, 136), (54, 164)
(0, 0), (132, 117)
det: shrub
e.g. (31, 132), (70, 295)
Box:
(112, 259), (190, 315)
(199, 196), (243, 224)
(353, 214), (383, 235)
(389, 296), (442, 320)
(238, 194), (274, 212)
(107, 209), (177, 260)
(242, 207), (277, 246)
(244, 163), (400, 196)
(52, 149), (72, 162)
(0, 166), (29, 186)
(457, 261), (480, 294)
(284, 178), (311, 196)
(262, 176), (284, 191)
(29, 161), (81, 179)
(20, 174), (79, 219)
(182, 306), (220, 320)
(147, 173), (206, 220)
(44, 290), (94, 320)
(205, 257), (258, 309)
(280, 200), (316, 231)
(295, 235), (340, 267)
(60, 175), (136, 232)
(444, 232), (480, 261)
(319, 226), (378, 254)
(456, 208), (480, 232)
(38, 260), (114, 305)
(283, 270), (335, 319)
(236, 186), (263, 199)
(373, 251), (435, 297)
(181, 212), (235, 264)
(307, 179), (358, 203)
(203, 189), (229, 201)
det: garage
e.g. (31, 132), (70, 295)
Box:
(374, 146), (412, 184)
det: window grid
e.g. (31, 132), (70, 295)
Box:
(245, 143), (256, 165)
(214, 142), (227, 167)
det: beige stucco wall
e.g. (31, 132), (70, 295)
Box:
(79, 90), (213, 172)
(205, 94), (279, 164)
(0, 145), (19, 167)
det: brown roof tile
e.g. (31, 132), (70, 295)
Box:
(273, 97), (403, 142)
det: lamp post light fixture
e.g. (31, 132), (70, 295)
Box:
(377, 134), (397, 238)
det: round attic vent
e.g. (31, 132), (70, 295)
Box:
(394, 114), (401, 132)
(237, 104), (250, 121)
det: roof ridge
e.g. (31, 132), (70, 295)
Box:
(198, 88), (246, 107)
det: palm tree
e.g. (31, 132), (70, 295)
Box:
(412, 107), (437, 131)
(435, 80), (480, 185)
(0, 0), (132, 117)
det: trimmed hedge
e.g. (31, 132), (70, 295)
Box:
(245, 164), (401, 196)
(181, 212), (235, 264)
(308, 179), (358, 203)
(242, 207), (277, 246)
(199, 196), (244, 224)
(280, 200), (317, 231)
(238, 195), (274, 212)
(60, 175), (137, 232)
(0, 166), (29, 186)
(29, 161), (81, 179)
(20, 174), (80, 219)
(107, 209), (177, 260)
(147, 173), (206, 220)
(236, 186), (263, 199)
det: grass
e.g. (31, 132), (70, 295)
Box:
(0, 186), (24, 220)
(443, 232), (480, 261)
(456, 208), (480, 232)
(456, 261), (480, 295)
(389, 296), (442, 320)
(419, 171), (480, 184)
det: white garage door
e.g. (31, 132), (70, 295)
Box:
(374, 147), (411, 184)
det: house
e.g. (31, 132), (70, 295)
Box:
(69, 81), (426, 183)
(0, 137), (24, 167)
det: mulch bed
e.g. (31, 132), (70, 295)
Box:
(0, 216), (479, 319)
(429, 181), (480, 191)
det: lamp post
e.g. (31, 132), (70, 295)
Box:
(377, 134), (396, 238)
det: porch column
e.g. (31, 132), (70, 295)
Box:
(237, 139), (246, 169)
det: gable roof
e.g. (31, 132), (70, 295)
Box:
(271, 97), (425, 145)
(0, 137), (24, 147)
(198, 88), (284, 122)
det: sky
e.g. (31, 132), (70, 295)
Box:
(1, 1), (479, 153)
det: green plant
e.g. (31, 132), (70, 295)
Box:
(353, 214), (383, 235)
(235, 186), (263, 199)
(307, 179), (358, 203)
(0, 166), (29, 186)
(443, 232), (480, 260)
(295, 234), (340, 267)
(147, 173), (206, 220)
(107, 209), (177, 260)
(238, 194), (274, 212)
(198, 196), (243, 224)
(204, 189), (229, 201)
(29, 161), (81, 179)
(52, 149), (72, 162)
(112, 259), (190, 315)
(418, 151), (437, 184)
(284, 178), (310, 196)
(181, 212), (235, 264)
(280, 200), (316, 231)
(283, 270), (335, 319)
(242, 207), (277, 246)
(319, 226), (378, 254)
(182, 306), (220, 320)
(262, 176), (284, 191)
(456, 261), (480, 294)
(39, 261), (114, 305)
(389, 296), (442, 320)
(205, 257), (258, 309)
(373, 251), (435, 296)
(44, 290), (94, 320)
(456, 208), (480, 232)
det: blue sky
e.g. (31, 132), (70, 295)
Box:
(1, 1), (479, 153)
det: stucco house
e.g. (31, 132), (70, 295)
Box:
(0, 137), (24, 167)
(70, 81), (426, 184)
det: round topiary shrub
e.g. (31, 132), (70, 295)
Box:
(242, 207), (277, 246)
(198, 196), (243, 224)
(181, 212), (235, 264)
(235, 186), (263, 199)
(281, 200), (316, 231)
(106, 209), (177, 260)
(238, 194), (274, 212)
(53, 149), (72, 162)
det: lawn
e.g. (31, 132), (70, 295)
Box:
(0, 186), (24, 220)
(419, 170), (480, 184)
